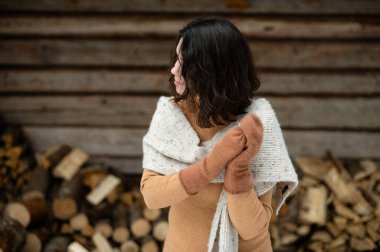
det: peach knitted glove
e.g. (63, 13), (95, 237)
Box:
(179, 125), (247, 195)
(223, 113), (264, 194)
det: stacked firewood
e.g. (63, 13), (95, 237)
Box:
(0, 124), (169, 252)
(2, 121), (379, 251)
(0, 123), (36, 204)
(270, 151), (380, 252)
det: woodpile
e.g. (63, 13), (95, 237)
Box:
(270, 150), (380, 252)
(0, 122), (36, 203)
(2, 121), (379, 251)
(0, 123), (169, 252)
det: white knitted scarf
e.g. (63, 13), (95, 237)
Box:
(142, 96), (299, 252)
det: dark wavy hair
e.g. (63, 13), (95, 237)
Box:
(168, 15), (261, 128)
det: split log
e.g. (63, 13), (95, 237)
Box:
(129, 204), (151, 238)
(68, 241), (89, 252)
(86, 174), (121, 205)
(81, 224), (94, 237)
(326, 151), (373, 215)
(3, 202), (31, 227)
(94, 219), (113, 238)
(120, 240), (139, 252)
(111, 203), (130, 243)
(350, 237), (376, 251)
(345, 223), (366, 238)
(36, 145), (72, 170)
(70, 213), (89, 231)
(52, 147), (89, 181)
(43, 236), (71, 252)
(140, 235), (159, 252)
(21, 194), (50, 228)
(81, 165), (107, 189)
(354, 159), (377, 180)
(21, 165), (50, 201)
(92, 231), (113, 252)
(60, 222), (74, 235)
(52, 173), (84, 220)
(299, 185), (328, 225)
(0, 217), (27, 252)
(21, 232), (41, 252)
(152, 220), (168, 241)
(143, 208), (161, 222)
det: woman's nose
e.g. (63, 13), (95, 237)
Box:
(171, 61), (178, 75)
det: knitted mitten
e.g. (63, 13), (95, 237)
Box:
(223, 113), (264, 194)
(179, 125), (247, 195)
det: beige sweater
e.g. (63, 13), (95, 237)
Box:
(140, 168), (274, 252)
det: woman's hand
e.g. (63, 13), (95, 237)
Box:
(223, 113), (264, 194)
(179, 125), (247, 195)
(210, 125), (247, 164)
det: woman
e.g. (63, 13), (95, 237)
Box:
(140, 16), (298, 252)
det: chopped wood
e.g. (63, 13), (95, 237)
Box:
(325, 222), (340, 237)
(70, 213), (89, 231)
(140, 236), (159, 252)
(0, 217), (27, 252)
(81, 225), (94, 238)
(52, 198), (77, 221)
(345, 223), (366, 238)
(81, 165), (107, 189)
(60, 223), (74, 234)
(86, 174), (121, 205)
(68, 241), (89, 252)
(43, 236), (71, 252)
(325, 233), (348, 250)
(3, 202), (31, 227)
(94, 220), (113, 238)
(92, 231), (113, 252)
(333, 216), (348, 231)
(354, 159), (377, 181)
(53, 147), (89, 181)
(112, 204), (130, 243)
(296, 225), (310, 236)
(307, 241), (323, 252)
(143, 208), (161, 222)
(310, 230), (332, 243)
(21, 195), (50, 228)
(152, 220), (168, 241)
(299, 185), (328, 225)
(20, 232), (41, 252)
(350, 237), (376, 251)
(120, 240), (139, 252)
(280, 233), (298, 246)
(332, 198), (360, 222)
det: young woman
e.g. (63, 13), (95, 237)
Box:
(140, 16), (298, 252)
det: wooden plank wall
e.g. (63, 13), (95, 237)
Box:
(0, 0), (380, 174)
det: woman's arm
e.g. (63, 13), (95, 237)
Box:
(140, 168), (190, 209)
(227, 187), (273, 240)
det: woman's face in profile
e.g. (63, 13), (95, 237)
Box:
(171, 37), (186, 95)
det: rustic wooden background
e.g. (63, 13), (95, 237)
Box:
(0, 0), (379, 174)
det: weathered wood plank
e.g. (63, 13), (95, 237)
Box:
(0, 96), (158, 127)
(1, 40), (379, 69)
(88, 156), (142, 174)
(1, 96), (378, 129)
(1, 70), (379, 95)
(22, 126), (380, 159)
(24, 127), (144, 156)
(0, 0), (379, 14)
(1, 16), (379, 39)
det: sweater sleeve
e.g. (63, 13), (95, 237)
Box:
(227, 187), (274, 240)
(140, 168), (190, 209)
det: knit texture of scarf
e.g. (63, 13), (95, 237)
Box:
(142, 95), (299, 252)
